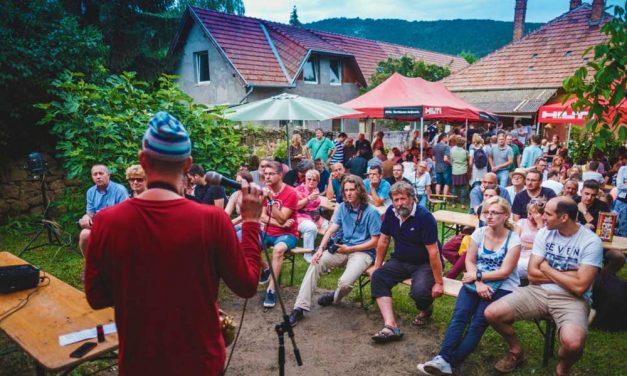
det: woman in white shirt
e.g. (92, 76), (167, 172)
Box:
(408, 160), (432, 207)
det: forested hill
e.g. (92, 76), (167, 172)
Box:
(305, 18), (544, 58)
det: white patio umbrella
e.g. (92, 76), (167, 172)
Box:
(223, 93), (362, 163)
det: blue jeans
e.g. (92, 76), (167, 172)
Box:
(614, 199), (627, 237)
(417, 194), (428, 208)
(438, 286), (510, 367)
(495, 169), (509, 187)
(371, 259), (435, 311)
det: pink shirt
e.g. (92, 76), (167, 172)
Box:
(295, 183), (320, 222)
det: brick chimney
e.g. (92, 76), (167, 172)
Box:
(590, 0), (605, 23)
(570, 0), (582, 10)
(513, 0), (527, 42)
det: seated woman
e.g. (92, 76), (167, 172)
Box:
(476, 186), (500, 227)
(417, 196), (521, 376)
(515, 199), (545, 279)
(125, 164), (147, 197)
(295, 169), (328, 262)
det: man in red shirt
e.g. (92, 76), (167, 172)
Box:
(85, 111), (263, 376)
(260, 160), (300, 308)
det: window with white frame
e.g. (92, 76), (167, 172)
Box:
(302, 56), (318, 83)
(194, 51), (210, 83)
(329, 59), (341, 85)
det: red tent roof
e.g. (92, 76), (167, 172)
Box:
(341, 73), (495, 122)
(538, 97), (627, 125)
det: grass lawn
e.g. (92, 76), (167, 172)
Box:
(1, 210), (626, 375)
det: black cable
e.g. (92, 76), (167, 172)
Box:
(0, 274), (50, 324)
(221, 206), (274, 376)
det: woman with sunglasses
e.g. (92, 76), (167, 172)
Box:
(417, 196), (521, 376)
(125, 164), (146, 197)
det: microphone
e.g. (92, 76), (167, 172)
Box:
(204, 171), (241, 190)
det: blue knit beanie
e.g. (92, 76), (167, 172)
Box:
(142, 112), (192, 161)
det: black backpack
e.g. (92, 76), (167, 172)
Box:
(473, 147), (488, 169)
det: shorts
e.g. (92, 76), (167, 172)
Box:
(260, 232), (298, 250)
(436, 167), (452, 186)
(501, 285), (590, 332)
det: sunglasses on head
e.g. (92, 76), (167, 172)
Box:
(529, 198), (546, 208)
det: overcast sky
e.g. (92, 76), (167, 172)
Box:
(243, 0), (623, 24)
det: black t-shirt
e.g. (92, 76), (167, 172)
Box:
(385, 176), (411, 186)
(346, 156), (368, 178)
(512, 187), (556, 218)
(193, 184), (227, 205)
(282, 170), (304, 187)
(577, 198), (610, 228)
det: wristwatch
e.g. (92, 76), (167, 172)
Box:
(476, 270), (483, 282)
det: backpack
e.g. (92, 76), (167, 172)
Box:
(473, 147), (488, 169)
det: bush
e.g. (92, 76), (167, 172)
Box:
(36, 70), (246, 221)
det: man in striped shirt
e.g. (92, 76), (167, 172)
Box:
(330, 132), (347, 165)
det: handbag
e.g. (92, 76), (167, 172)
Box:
(464, 230), (512, 294)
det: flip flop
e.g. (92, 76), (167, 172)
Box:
(371, 325), (404, 343)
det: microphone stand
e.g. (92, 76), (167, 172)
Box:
(261, 199), (303, 375)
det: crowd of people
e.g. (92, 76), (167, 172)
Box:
(79, 113), (625, 376)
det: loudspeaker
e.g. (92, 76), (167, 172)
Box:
(0, 264), (40, 293)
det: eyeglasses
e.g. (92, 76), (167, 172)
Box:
(484, 211), (506, 217)
(306, 178), (318, 181)
(128, 178), (145, 183)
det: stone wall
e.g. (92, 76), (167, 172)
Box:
(0, 154), (75, 221)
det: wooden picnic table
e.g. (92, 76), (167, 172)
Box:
(0, 251), (118, 374)
(602, 236), (627, 255)
(432, 210), (479, 241)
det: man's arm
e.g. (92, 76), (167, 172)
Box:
(270, 205), (294, 224)
(373, 234), (391, 269)
(336, 234), (380, 254)
(426, 242), (444, 288)
(488, 153), (496, 171)
(538, 261), (599, 297)
(527, 254), (553, 284)
(326, 177), (335, 199)
(369, 185), (385, 207)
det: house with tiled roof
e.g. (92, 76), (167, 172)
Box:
(444, 1), (611, 121)
(168, 6), (467, 130)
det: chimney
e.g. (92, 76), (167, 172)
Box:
(570, 0), (582, 10)
(513, 0), (527, 42)
(590, 0), (605, 23)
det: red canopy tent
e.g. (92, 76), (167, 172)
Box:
(341, 72), (496, 122)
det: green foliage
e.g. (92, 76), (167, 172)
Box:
(36, 71), (246, 219)
(368, 55), (451, 91)
(289, 5), (303, 27)
(459, 50), (478, 64)
(0, 0), (107, 160)
(306, 18), (543, 58)
(563, 2), (627, 143)
(274, 140), (288, 161)
(567, 126), (623, 164)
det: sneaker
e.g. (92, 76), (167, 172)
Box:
(416, 363), (434, 375)
(263, 290), (276, 308)
(494, 351), (525, 373)
(317, 292), (335, 307)
(422, 355), (452, 376)
(258, 268), (271, 285)
(288, 308), (304, 327)
(303, 253), (313, 263)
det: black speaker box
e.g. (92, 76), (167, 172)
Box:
(0, 264), (41, 293)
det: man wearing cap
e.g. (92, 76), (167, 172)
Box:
(85, 112), (264, 376)
(506, 168), (527, 203)
(78, 164), (128, 256)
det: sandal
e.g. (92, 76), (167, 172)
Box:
(411, 309), (432, 327)
(371, 325), (404, 343)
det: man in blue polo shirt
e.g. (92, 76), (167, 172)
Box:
(364, 165), (392, 207)
(78, 164), (129, 256)
(370, 182), (444, 343)
(289, 175), (381, 325)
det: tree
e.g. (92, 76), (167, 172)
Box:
(289, 5), (303, 27)
(367, 55), (451, 91)
(563, 2), (627, 146)
(459, 50), (478, 64)
(0, 0), (108, 161)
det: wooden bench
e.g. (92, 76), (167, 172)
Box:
(281, 247), (312, 286)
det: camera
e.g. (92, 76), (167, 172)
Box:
(327, 238), (343, 254)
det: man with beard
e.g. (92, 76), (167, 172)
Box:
(370, 182), (443, 342)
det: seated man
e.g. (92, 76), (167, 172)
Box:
(284, 159), (314, 188)
(188, 164), (227, 208)
(542, 170), (564, 195)
(326, 162), (345, 204)
(485, 197), (603, 376)
(577, 179), (624, 275)
(260, 161), (299, 308)
(345, 147), (369, 178)
(469, 172), (511, 214)
(370, 182), (443, 342)
(288, 175), (381, 325)
(364, 165), (392, 207)
(512, 169), (556, 221)
(385, 163), (411, 186)
(78, 164), (128, 256)
(314, 158), (330, 192)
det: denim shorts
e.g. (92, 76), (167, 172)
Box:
(261, 232), (298, 250)
(436, 167), (452, 186)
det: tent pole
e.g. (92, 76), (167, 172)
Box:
(420, 117), (424, 159)
(285, 121), (291, 167)
(567, 123), (572, 153)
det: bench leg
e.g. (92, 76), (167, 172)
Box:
(542, 319), (557, 367)
(290, 253), (295, 286)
